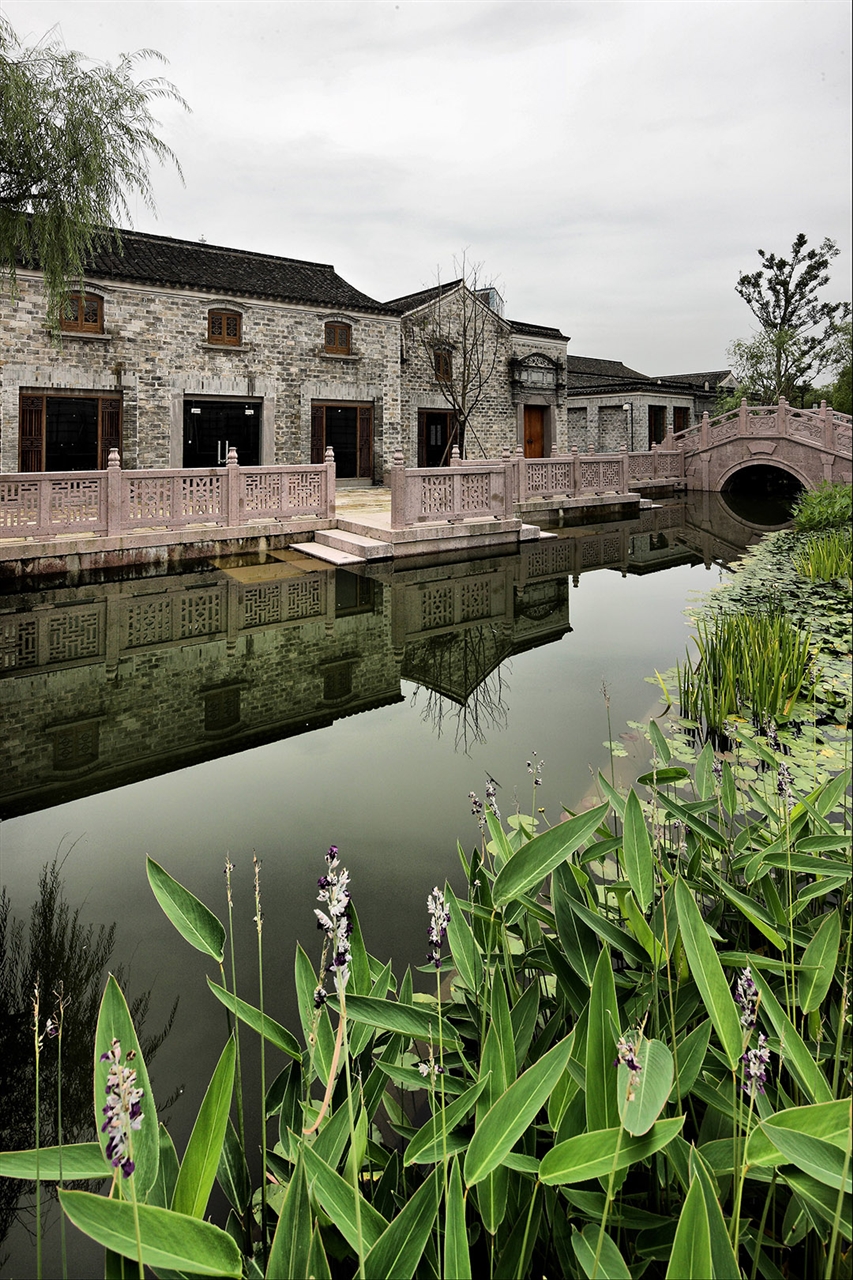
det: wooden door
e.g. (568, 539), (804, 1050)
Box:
(523, 406), (546, 458)
(357, 406), (373, 478)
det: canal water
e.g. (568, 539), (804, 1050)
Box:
(0, 491), (787, 1273)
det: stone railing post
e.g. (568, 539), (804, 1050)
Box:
(738, 398), (749, 435)
(651, 442), (659, 480)
(226, 446), (240, 527)
(777, 397), (788, 436)
(324, 445), (336, 518)
(621, 444), (629, 492)
(390, 449), (407, 530)
(570, 446), (579, 496)
(502, 447), (514, 509)
(820, 399), (834, 449)
(700, 411), (710, 451)
(450, 444), (462, 467)
(107, 448), (122, 536)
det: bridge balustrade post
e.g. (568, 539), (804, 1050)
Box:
(621, 444), (629, 493)
(701, 412), (710, 451)
(820, 400), (834, 450)
(738, 398), (748, 435)
(571, 446), (578, 497)
(226, 446), (240, 527)
(777, 397), (788, 436)
(107, 448), (122, 536)
(390, 449), (407, 530)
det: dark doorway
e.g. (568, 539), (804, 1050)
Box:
(648, 405), (667, 446)
(311, 404), (373, 479)
(19, 393), (122, 471)
(417, 410), (456, 466)
(183, 399), (261, 468)
(523, 406), (546, 458)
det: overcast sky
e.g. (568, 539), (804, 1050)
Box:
(3, 0), (851, 373)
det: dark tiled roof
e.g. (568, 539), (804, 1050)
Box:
(565, 355), (651, 391)
(509, 319), (569, 342)
(653, 370), (735, 387)
(71, 229), (394, 313)
(384, 281), (464, 313)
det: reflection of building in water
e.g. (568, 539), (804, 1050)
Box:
(0, 554), (401, 817)
(0, 499), (752, 815)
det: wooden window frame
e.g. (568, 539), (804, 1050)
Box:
(207, 309), (242, 347)
(324, 322), (352, 356)
(60, 292), (104, 334)
(18, 390), (123, 471)
(434, 349), (452, 382)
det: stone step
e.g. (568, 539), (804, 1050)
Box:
(315, 529), (393, 560)
(290, 541), (363, 566)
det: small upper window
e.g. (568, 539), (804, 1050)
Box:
(324, 322), (352, 355)
(434, 349), (452, 382)
(208, 309), (242, 346)
(60, 293), (103, 334)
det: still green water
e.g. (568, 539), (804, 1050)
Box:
(0, 492), (784, 1274)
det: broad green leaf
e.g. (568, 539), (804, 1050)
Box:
(492, 967), (516, 1086)
(510, 977), (540, 1072)
(405, 1076), (488, 1165)
(267, 1149), (311, 1279)
(617, 1038), (673, 1137)
(597, 771), (627, 819)
(656, 793), (727, 848)
(150, 1124), (180, 1209)
(216, 1117), (250, 1215)
(757, 1125), (852, 1193)
(564, 894), (648, 966)
(94, 975), (159, 1198)
(312, 1098), (355, 1170)
(750, 968), (832, 1104)
(665, 1177), (712, 1280)
(492, 803), (610, 907)
(799, 910), (841, 1014)
(747, 1101), (852, 1167)
(572, 1225), (631, 1279)
(539, 1116), (684, 1185)
(694, 741), (716, 800)
(362, 1166), (441, 1280)
(0, 1143), (108, 1182)
(173, 1036), (236, 1219)
(721, 761), (737, 815)
(690, 1148), (740, 1279)
(781, 1167), (852, 1233)
(344, 1104), (368, 1187)
(372, 1061), (467, 1096)
(333, 994), (461, 1048)
(444, 1158), (472, 1280)
(444, 881), (482, 992)
(712, 878), (787, 951)
(146, 857), (225, 963)
(636, 766), (691, 787)
(476, 975), (511, 1234)
(295, 944), (337, 1085)
(553, 863), (600, 985)
(464, 1036), (573, 1186)
(58, 1190), (241, 1276)
(674, 879), (742, 1071)
(586, 949), (619, 1134)
(671, 1020), (711, 1100)
(206, 980), (301, 1061)
(307, 1224), (332, 1280)
(622, 790), (654, 912)
(302, 1144), (389, 1252)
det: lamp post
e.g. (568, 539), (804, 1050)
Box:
(622, 403), (634, 452)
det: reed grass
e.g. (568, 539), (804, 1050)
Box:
(793, 526), (852, 581)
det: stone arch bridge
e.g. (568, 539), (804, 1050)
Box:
(676, 399), (852, 492)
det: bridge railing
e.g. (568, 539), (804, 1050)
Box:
(678, 399), (852, 454)
(0, 448), (336, 541)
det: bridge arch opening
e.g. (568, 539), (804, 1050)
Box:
(720, 464), (803, 527)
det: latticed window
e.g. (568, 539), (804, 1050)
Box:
(208, 310), (242, 346)
(60, 293), (104, 334)
(324, 323), (352, 355)
(434, 349), (452, 382)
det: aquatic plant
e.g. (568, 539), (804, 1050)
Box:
(793, 526), (852, 582)
(791, 480), (852, 532)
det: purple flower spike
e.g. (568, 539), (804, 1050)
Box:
(427, 886), (451, 969)
(314, 847), (352, 996)
(100, 1038), (144, 1179)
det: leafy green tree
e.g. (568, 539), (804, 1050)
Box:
(0, 16), (187, 328)
(732, 233), (850, 403)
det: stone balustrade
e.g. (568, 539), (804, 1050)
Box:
(390, 449), (515, 528)
(0, 448), (336, 541)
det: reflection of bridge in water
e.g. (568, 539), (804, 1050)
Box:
(0, 496), (779, 816)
